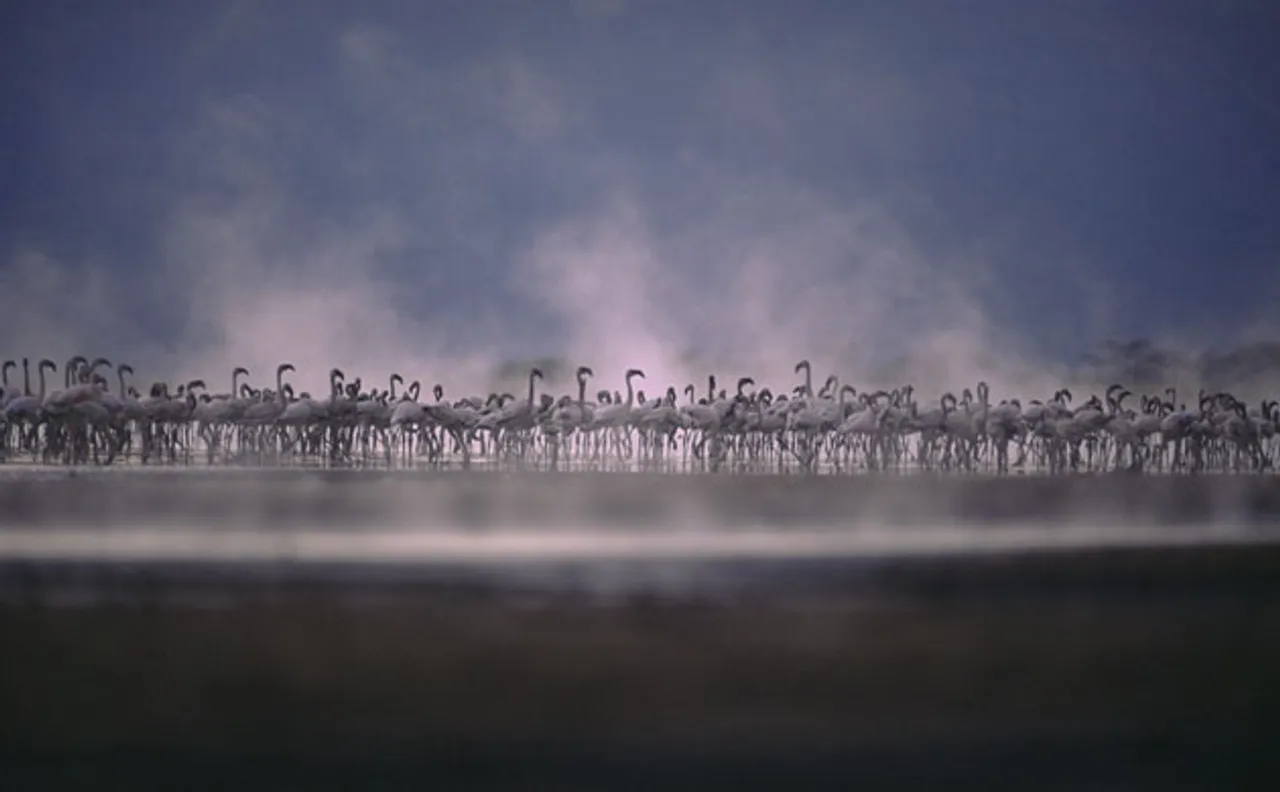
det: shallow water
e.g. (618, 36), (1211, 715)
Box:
(1, 519), (1273, 563)
(3, 468), (1278, 551)
(5, 469), (1280, 789)
(2, 467), (1278, 603)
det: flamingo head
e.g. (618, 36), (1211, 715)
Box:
(576, 366), (593, 380)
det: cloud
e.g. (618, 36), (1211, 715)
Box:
(5, 5), (1277, 409)
(0, 250), (130, 364)
(147, 147), (506, 397)
(490, 58), (572, 143)
(190, 0), (268, 60)
(510, 159), (1063, 401)
(570, 0), (627, 21)
(337, 24), (573, 144)
(0, 14), (1060, 405)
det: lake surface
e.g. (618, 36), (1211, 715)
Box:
(4, 469), (1280, 789)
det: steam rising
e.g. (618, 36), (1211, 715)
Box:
(2, 4), (1276, 402)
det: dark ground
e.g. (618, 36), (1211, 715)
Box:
(3, 545), (1280, 790)
(2, 472), (1280, 789)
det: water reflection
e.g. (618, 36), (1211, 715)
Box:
(0, 520), (1272, 565)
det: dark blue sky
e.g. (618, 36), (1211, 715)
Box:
(2, 0), (1278, 388)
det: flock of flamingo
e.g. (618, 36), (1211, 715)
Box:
(1, 355), (1277, 475)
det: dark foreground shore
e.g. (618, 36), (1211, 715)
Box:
(3, 543), (1280, 790)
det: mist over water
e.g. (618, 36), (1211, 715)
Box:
(2, 472), (1277, 592)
